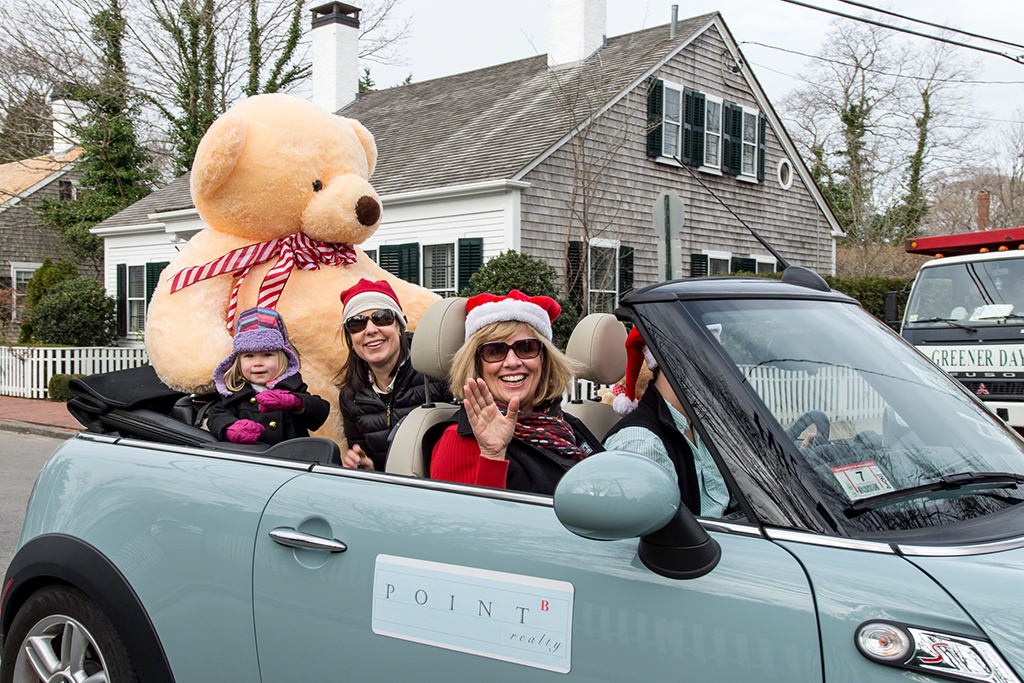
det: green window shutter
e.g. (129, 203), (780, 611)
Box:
(618, 246), (634, 296)
(457, 238), (483, 291)
(722, 103), (743, 176)
(690, 254), (709, 278)
(757, 113), (767, 182)
(685, 90), (705, 166)
(145, 262), (169, 304)
(398, 243), (420, 284)
(567, 241), (584, 315)
(682, 89), (694, 165)
(116, 264), (127, 337)
(379, 245), (400, 277)
(646, 80), (664, 158)
(730, 257), (757, 274)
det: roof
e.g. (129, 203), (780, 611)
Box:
(906, 227), (1024, 257)
(343, 13), (716, 195)
(93, 172), (195, 230)
(0, 148), (83, 207)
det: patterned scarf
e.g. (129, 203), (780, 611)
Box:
(497, 400), (586, 468)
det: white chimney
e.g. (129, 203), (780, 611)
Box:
(50, 86), (87, 157)
(311, 2), (361, 112)
(547, 0), (606, 68)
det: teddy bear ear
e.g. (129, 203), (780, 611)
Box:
(190, 111), (249, 200)
(340, 117), (377, 177)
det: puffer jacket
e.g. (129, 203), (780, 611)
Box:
(206, 373), (331, 445)
(339, 358), (451, 471)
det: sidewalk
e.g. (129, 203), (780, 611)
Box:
(0, 396), (80, 439)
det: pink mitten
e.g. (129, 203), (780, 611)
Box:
(225, 419), (264, 444)
(255, 389), (303, 413)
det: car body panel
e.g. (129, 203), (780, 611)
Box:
(15, 438), (303, 683)
(253, 471), (823, 682)
(909, 547), (1024, 675)
(777, 539), (994, 682)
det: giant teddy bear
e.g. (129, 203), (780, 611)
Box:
(146, 93), (438, 446)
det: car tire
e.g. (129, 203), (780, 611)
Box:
(0, 585), (139, 683)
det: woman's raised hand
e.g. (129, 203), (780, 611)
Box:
(463, 377), (518, 460)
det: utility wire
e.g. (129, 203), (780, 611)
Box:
(834, 0), (1024, 52)
(740, 41), (1024, 85)
(778, 0), (1024, 64)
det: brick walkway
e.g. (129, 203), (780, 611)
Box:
(0, 396), (80, 433)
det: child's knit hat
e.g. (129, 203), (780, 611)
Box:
(213, 307), (300, 395)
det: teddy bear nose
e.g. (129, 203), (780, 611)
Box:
(356, 196), (380, 226)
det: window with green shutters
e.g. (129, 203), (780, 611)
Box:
(691, 252), (772, 277)
(116, 261), (169, 338)
(457, 238), (483, 293)
(568, 240), (635, 315)
(379, 241), (483, 297)
(379, 243), (420, 285)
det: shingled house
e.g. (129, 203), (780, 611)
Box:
(92, 0), (841, 340)
(0, 94), (86, 322)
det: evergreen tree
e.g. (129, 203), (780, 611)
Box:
(36, 0), (157, 268)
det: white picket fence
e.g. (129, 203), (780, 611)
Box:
(0, 346), (149, 399)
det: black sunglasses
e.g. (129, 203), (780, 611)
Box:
(476, 338), (543, 364)
(345, 309), (398, 334)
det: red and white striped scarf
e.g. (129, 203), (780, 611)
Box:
(170, 233), (358, 329)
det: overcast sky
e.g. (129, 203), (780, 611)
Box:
(368, 0), (1024, 139)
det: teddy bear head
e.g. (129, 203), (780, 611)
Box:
(189, 93), (381, 245)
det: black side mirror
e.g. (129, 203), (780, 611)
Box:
(884, 291), (901, 330)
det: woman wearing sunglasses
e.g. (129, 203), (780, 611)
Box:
(430, 290), (601, 494)
(337, 279), (451, 471)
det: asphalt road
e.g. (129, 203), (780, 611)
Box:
(0, 431), (68, 579)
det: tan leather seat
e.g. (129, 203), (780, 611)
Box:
(386, 298), (467, 477)
(562, 313), (627, 441)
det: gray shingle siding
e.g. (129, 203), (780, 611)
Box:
(0, 168), (82, 284)
(520, 24), (833, 297)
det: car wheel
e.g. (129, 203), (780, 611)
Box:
(0, 585), (138, 683)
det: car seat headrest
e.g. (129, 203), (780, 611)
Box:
(565, 313), (627, 385)
(411, 297), (467, 379)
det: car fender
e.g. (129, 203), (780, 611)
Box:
(2, 533), (174, 683)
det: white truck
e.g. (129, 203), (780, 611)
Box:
(890, 227), (1024, 431)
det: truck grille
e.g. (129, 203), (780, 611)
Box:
(958, 380), (1024, 398)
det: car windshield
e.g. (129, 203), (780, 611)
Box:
(907, 257), (1024, 327)
(683, 298), (1024, 535)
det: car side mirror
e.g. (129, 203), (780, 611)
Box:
(884, 291), (901, 330)
(553, 452), (721, 579)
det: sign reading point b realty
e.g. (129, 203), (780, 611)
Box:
(372, 554), (574, 673)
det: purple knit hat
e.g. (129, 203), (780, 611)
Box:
(213, 307), (300, 395)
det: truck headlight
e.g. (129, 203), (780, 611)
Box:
(856, 621), (1021, 683)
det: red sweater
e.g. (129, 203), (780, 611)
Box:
(430, 425), (510, 489)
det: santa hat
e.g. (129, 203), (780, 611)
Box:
(213, 307), (300, 395)
(464, 290), (561, 341)
(614, 327), (658, 416)
(340, 278), (406, 331)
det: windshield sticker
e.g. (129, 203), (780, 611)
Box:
(832, 461), (895, 500)
(372, 554), (574, 673)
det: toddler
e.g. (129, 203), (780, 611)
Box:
(207, 307), (330, 444)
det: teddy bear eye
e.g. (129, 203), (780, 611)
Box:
(312, 180), (323, 192)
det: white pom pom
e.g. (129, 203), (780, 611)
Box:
(612, 393), (639, 416)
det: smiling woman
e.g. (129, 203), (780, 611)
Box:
(429, 291), (602, 495)
(337, 279), (451, 472)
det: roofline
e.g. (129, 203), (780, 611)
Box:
(0, 162), (76, 213)
(511, 13), (844, 239)
(513, 14), (718, 181)
(381, 179), (531, 207)
(91, 222), (168, 237)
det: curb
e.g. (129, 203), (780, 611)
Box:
(0, 420), (77, 440)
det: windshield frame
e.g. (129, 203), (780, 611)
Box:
(631, 295), (1024, 543)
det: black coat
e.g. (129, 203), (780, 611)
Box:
(339, 359), (451, 471)
(604, 385), (701, 515)
(449, 404), (602, 496)
(207, 373), (330, 445)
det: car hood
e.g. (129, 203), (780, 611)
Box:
(909, 544), (1024, 673)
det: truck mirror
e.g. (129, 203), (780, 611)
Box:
(884, 291), (900, 330)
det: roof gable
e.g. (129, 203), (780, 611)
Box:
(0, 148), (83, 208)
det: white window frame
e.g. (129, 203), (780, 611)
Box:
(10, 261), (41, 321)
(739, 105), (759, 181)
(661, 83), (684, 160)
(422, 242), (457, 298)
(702, 95), (724, 174)
(777, 157), (794, 190)
(588, 238), (620, 314)
(126, 265), (147, 336)
(753, 255), (779, 274)
(702, 250), (732, 276)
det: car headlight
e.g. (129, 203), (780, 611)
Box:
(856, 621), (1021, 683)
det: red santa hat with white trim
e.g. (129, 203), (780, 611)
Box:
(611, 327), (658, 416)
(464, 290), (561, 341)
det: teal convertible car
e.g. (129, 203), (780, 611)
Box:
(3, 270), (1024, 683)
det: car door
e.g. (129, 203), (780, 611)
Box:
(252, 469), (822, 682)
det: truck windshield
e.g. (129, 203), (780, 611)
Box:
(907, 258), (1024, 326)
(682, 298), (1024, 535)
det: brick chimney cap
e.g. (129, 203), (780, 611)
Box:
(311, 1), (361, 29)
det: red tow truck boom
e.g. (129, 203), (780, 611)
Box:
(905, 227), (1024, 257)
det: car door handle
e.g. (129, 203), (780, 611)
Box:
(269, 527), (348, 553)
